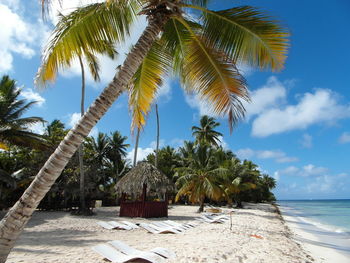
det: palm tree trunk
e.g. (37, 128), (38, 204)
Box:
(198, 196), (205, 213)
(133, 128), (140, 167)
(0, 18), (167, 262)
(155, 104), (159, 168)
(78, 56), (86, 214)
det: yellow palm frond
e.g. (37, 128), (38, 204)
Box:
(36, 1), (140, 87)
(176, 17), (249, 130)
(128, 42), (172, 130)
(183, 4), (289, 71)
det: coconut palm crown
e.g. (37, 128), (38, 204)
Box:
(37, 0), (289, 131)
(0, 76), (47, 150)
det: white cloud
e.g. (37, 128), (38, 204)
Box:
(243, 76), (286, 119)
(149, 139), (165, 149)
(306, 175), (337, 194)
(185, 93), (218, 117)
(0, 3), (49, 73)
(278, 164), (328, 177)
(28, 122), (46, 135)
(68, 112), (81, 128)
(252, 89), (350, 137)
(338, 132), (350, 144)
(21, 88), (46, 107)
(127, 147), (154, 164)
(301, 133), (312, 148)
(236, 148), (298, 163)
(67, 112), (98, 137)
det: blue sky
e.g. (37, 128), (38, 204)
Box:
(1, 0), (349, 200)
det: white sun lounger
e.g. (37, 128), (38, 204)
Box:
(108, 221), (133, 230)
(140, 223), (180, 234)
(108, 240), (176, 260)
(198, 216), (225, 223)
(165, 220), (196, 229)
(152, 222), (185, 232)
(97, 221), (131, 230)
(148, 223), (182, 234)
(203, 214), (229, 221)
(92, 244), (163, 263)
(121, 220), (140, 229)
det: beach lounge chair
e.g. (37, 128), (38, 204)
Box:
(164, 220), (193, 230)
(139, 223), (180, 234)
(152, 222), (185, 232)
(108, 240), (176, 259)
(203, 214), (229, 221)
(121, 220), (140, 229)
(198, 216), (225, 223)
(92, 244), (164, 263)
(97, 221), (131, 230)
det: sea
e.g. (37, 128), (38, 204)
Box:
(278, 199), (350, 234)
(278, 199), (350, 260)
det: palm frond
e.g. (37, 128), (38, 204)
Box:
(36, 0), (140, 86)
(128, 42), (172, 130)
(176, 17), (249, 129)
(184, 5), (289, 70)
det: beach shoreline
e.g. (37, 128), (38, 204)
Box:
(4, 203), (314, 263)
(278, 203), (350, 263)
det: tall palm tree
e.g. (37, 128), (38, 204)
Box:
(0, 76), (47, 150)
(0, 1), (289, 260)
(176, 144), (226, 212)
(192, 115), (223, 147)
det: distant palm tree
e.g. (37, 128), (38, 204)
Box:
(0, 1), (289, 259)
(192, 115), (223, 147)
(176, 144), (225, 212)
(107, 131), (130, 164)
(0, 75), (47, 150)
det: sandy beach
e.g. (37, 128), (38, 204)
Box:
(3, 203), (315, 263)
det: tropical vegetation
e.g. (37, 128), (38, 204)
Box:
(0, 0), (288, 261)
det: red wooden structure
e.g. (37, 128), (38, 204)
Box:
(119, 184), (168, 218)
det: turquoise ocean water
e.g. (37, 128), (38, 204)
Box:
(278, 199), (350, 234)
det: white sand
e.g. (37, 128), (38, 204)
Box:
(5, 203), (314, 263)
(279, 206), (350, 263)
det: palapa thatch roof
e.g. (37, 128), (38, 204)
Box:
(115, 162), (174, 197)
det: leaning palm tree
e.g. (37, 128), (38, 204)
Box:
(192, 115), (223, 147)
(0, 76), (47, 151)
(0, 0), (288, 260)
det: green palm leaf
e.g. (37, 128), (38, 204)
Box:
(176, 17), (249, 129)
(36, 1), (140, 86)
(184, 4), (289, 70)
(128, 42), (172, 129)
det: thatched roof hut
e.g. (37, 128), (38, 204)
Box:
(115, 162), (173, 198)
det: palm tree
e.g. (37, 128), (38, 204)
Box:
(155, 104), (160, 168)
(36, 12), (117, 213)
(221, 157), (256, 208)
(0, 75), (47, 150)
(176, 144), (225, 212)
(0, 1), (289, 259)
(107, 131), (129, 163)
(192, 115), (223, 147)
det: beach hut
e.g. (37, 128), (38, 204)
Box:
(115, 162), (173, 218)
